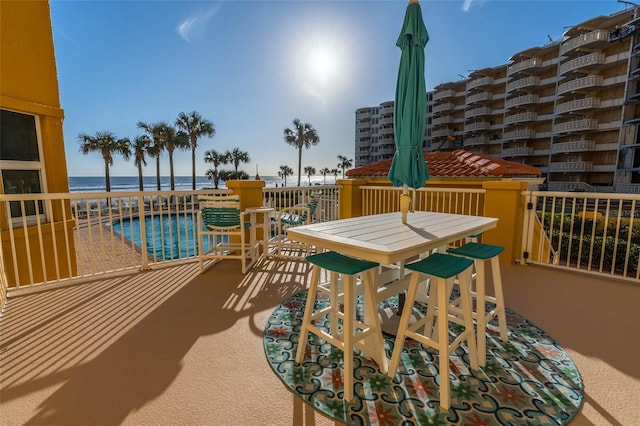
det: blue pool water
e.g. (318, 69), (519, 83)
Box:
(111, 214), (212, 260)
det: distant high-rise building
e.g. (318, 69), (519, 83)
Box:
(355, 6), (640, 193)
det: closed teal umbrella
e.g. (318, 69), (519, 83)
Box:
(387, 0), (429, 223)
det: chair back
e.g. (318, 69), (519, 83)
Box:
(199, 195), (242, 229)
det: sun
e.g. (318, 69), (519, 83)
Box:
(307, 46), (337, 86)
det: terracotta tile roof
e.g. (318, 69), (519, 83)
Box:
(346, 149), (542, 179)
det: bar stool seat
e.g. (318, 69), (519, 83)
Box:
(388, 253), (478, 411)
(295, 251), (387, 401)
(447, 242), (508, 367)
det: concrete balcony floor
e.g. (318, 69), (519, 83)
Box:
(1, 258), (639, 425)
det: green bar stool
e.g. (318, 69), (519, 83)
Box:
(295, 251), (387, 401)
(388, 253), (478, 411)
(447, 242), (508, 367)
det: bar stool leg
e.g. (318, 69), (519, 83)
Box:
(491, 256), (508, 342)
(474, 259), (487, 367)
(459, 268), (478, 371)
(387, 271), (420, 376)
(343, 273), (355, 401)
(296, 265), (320, 363)
(362, 268), (388, 373)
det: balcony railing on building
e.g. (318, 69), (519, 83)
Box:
(466, 76), (494, 90)
(551, 140), (596, 153)
(432, 102), (454, 113)
(549, 161), (593, 172)
(507, 57), (541, 76)
(504, 128), (535, 140)
(466, 91), (492, 104)
(504, 112), (538, 126)
(432, 89), (456, 101)
(505, 94), (539, 109)
(465, 135), (489, 146)
(465, 106), (492, 118)
(502, 147), (534, 157)
(560, 29), (609, 55)
(557, 75), (604, 95)
(506, 76), (541, 93)
(464, 121), (490, 132)
(432, 115), (453, 126)
(556, 97), (601, 114)
(559, 52), (606, 75)
(553, 119), (598, 134)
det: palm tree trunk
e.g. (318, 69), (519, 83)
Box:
(104, 161), (111, 192)
(169, 151), (175, 191)
(191, 147), (197, 190)
(138, 165), (144, 191)
(297, 147), (303, 186)
(155, 156), (161, 190)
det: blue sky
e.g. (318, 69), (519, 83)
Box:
(50, 0), (626, 178)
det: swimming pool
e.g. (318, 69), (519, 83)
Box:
(111, 213), (212, 260)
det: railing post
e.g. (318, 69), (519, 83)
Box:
(137, 194), (149, 271)
(481, 181), (529, 264)
(226, 179), (267, 243)
(337, 179), (368, 219)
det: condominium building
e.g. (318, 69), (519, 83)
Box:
(355, 6), (640, 193)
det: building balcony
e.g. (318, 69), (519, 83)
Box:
(466, 91), (492, 104)
(464, 121), (490, 132)
(560, 29), (609, 55)
(507, 57), (541, 76)
(432, 102), (454, 113)
(431, 115), (453, 126)
(557, 75), (604, 95)
(551, 140), (596, 153)
(549, 161), (593, 172)
(466, 76), (494, 90)
(501, 147), (534, 157)
(380, 102), (394, 114)
(503, 128), (535, 140)
(465, 106), (493, 118)
(506, 76), (541, 92)
(431, 128), (453, 137)
(553, 119), (598, 134)
(379, 116), (394, 125)
(504, 112), (538, 126)
(559, 52), (606, 75)
(432, 89), (456, 101)
(556, 97), (601, 115)
(464, 135), (488, 146)
(505, 94), (539, 109)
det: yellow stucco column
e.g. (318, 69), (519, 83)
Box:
(337, 179), (367, 219)
(482, 181), (529, 264)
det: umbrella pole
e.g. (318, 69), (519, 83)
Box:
(400, 185), (411, 224)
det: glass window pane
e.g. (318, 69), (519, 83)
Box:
(0, 109), (40, 161)
(2, 169), (44, 218)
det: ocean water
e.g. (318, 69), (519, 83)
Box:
(68, 175), (339, 193)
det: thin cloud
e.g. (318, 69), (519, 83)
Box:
(462, 0), (474, 12)
(177, 3), (222, 42)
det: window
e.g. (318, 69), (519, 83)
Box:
(0, 109), (46, 225)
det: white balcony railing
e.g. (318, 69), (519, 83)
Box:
(465, 106), (492, 118)
(551, 140), (596, 153)
(549, 161), (593, 172)
(504, 129), (535, 140)
(502, 147), (534, 157)
(507, 57), (541, 76)
(504, 112), (538, 126)
(464, 121), (490, 132)
(465, 136), (489, 146)
(556, 97), (601, 114)
(466, 91), (492, 104)
(557, 75), (604, 95)
(466, 76), (494, 90)
(505, 94), (539, 109)
(506, 76), (541, 92)
(553, 119), (598, 134)
(432, 102), (455, 113)
(432, 89), (456, 101)
(560, 29), (609, 55)
(559, 53), (606, 75)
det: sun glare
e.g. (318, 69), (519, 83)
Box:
(307, 47), (337, 85)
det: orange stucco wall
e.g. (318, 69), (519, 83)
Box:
(1, 0), (76, 286)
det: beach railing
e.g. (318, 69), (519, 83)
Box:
(0, 189), (230, 295)
(262, 185), (340, 225)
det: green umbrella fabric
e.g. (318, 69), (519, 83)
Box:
(388, 1), (429, 190)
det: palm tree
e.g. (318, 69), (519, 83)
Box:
(137, 121), (169, 190)
(175, 111), (215, 190)
(320, 167), (331, 185)
(220, 169), (249, 183)
(132, 135), (151, 191)
(337, 155), (353, 178)
(225, 148), (250, 180)
(283, 118), (319, 186)
(78, 131), (131, 192)
(331, 168), (339, 182)
(204, 149), (228, 189)
(304, 166), (316, 185)
(278, 165), (294, 187)
(163, 125), (190, 190)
